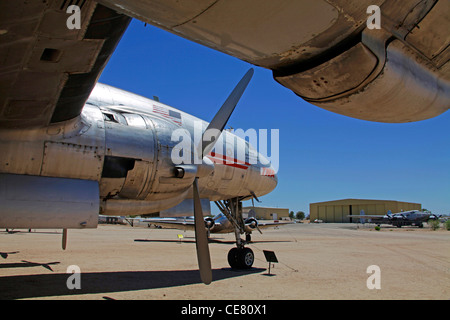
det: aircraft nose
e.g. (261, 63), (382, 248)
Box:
(250, 148), (277, 195)
(258, 163), (278, 195)
(267, 164), (278, 192)
(272, 167), (278, 189)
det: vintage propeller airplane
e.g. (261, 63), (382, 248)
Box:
(0, 1), (281, 285)
(1, 0), (448, 285)
(0, 67), (278, 285)
(349, 210), (441, 228)
(144, 212), (293, 242)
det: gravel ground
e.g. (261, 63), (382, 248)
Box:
(0, 222), (448, 300)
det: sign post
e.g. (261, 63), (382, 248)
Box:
(263, 250), (278, 276)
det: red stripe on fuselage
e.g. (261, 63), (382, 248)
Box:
(207, 152), (250, 170)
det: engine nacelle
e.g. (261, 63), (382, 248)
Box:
(99, 107), (197, 208)
(0, 173), (99, 229)
(245, 217), (258, 229)
(204, 217), (215, 230)
(102, 0), (450, 123)
(97, 105), (217, 216)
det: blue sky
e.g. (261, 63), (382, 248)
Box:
(99, 19), (450, 216)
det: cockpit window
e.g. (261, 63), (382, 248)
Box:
(103, 113), (115, 122)
(102, 110), (127, 125)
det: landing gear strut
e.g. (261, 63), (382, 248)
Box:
(215, 198), (255, 269)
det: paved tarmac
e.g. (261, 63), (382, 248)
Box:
(0, 222), (449, 300)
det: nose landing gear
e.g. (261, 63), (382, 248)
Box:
(215, 198), (255, 269)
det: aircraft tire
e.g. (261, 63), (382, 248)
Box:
(227, 248), (240, 269)
(227, 247), (255, 269)
(237, 247), (254, 269)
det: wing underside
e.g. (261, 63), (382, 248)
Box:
(0, 0), (130, 129)
(2, 1), (448, 127)
(99, 0), (450, 123)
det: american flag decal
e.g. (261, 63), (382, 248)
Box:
(152, 105), (182, 125)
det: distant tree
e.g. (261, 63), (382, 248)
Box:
(289, 211), (295, 219)
(296, 211), (305, 220)
(428, 219), (440, 231)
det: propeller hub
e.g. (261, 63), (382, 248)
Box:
(205, 217), (215, 229)
(245, 217), (258, 229)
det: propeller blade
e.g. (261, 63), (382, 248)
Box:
(62, 228), (67, 250)
(256, 226), (263, 234)
(193, 178), (212, 285)
(250, 191), (261, 203)
(200, 68), (254, 158)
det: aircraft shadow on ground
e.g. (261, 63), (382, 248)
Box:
(0, 260), (60, 271)
(0, 267), (265, 300)
(0, 251), (20, 259)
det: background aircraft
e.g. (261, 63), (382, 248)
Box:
(145, 212), (293, 242)
(350, 210), (441, 228)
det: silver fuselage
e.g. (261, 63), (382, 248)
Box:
(0, 83), (277, 228)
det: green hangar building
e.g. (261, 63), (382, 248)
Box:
(309, 199), (422, 223)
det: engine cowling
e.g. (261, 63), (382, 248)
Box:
(245, 217), (258, 229)
(0, 173), (99, 229)
(205, 217), (215, 230)
(99, 107), (206, 215)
